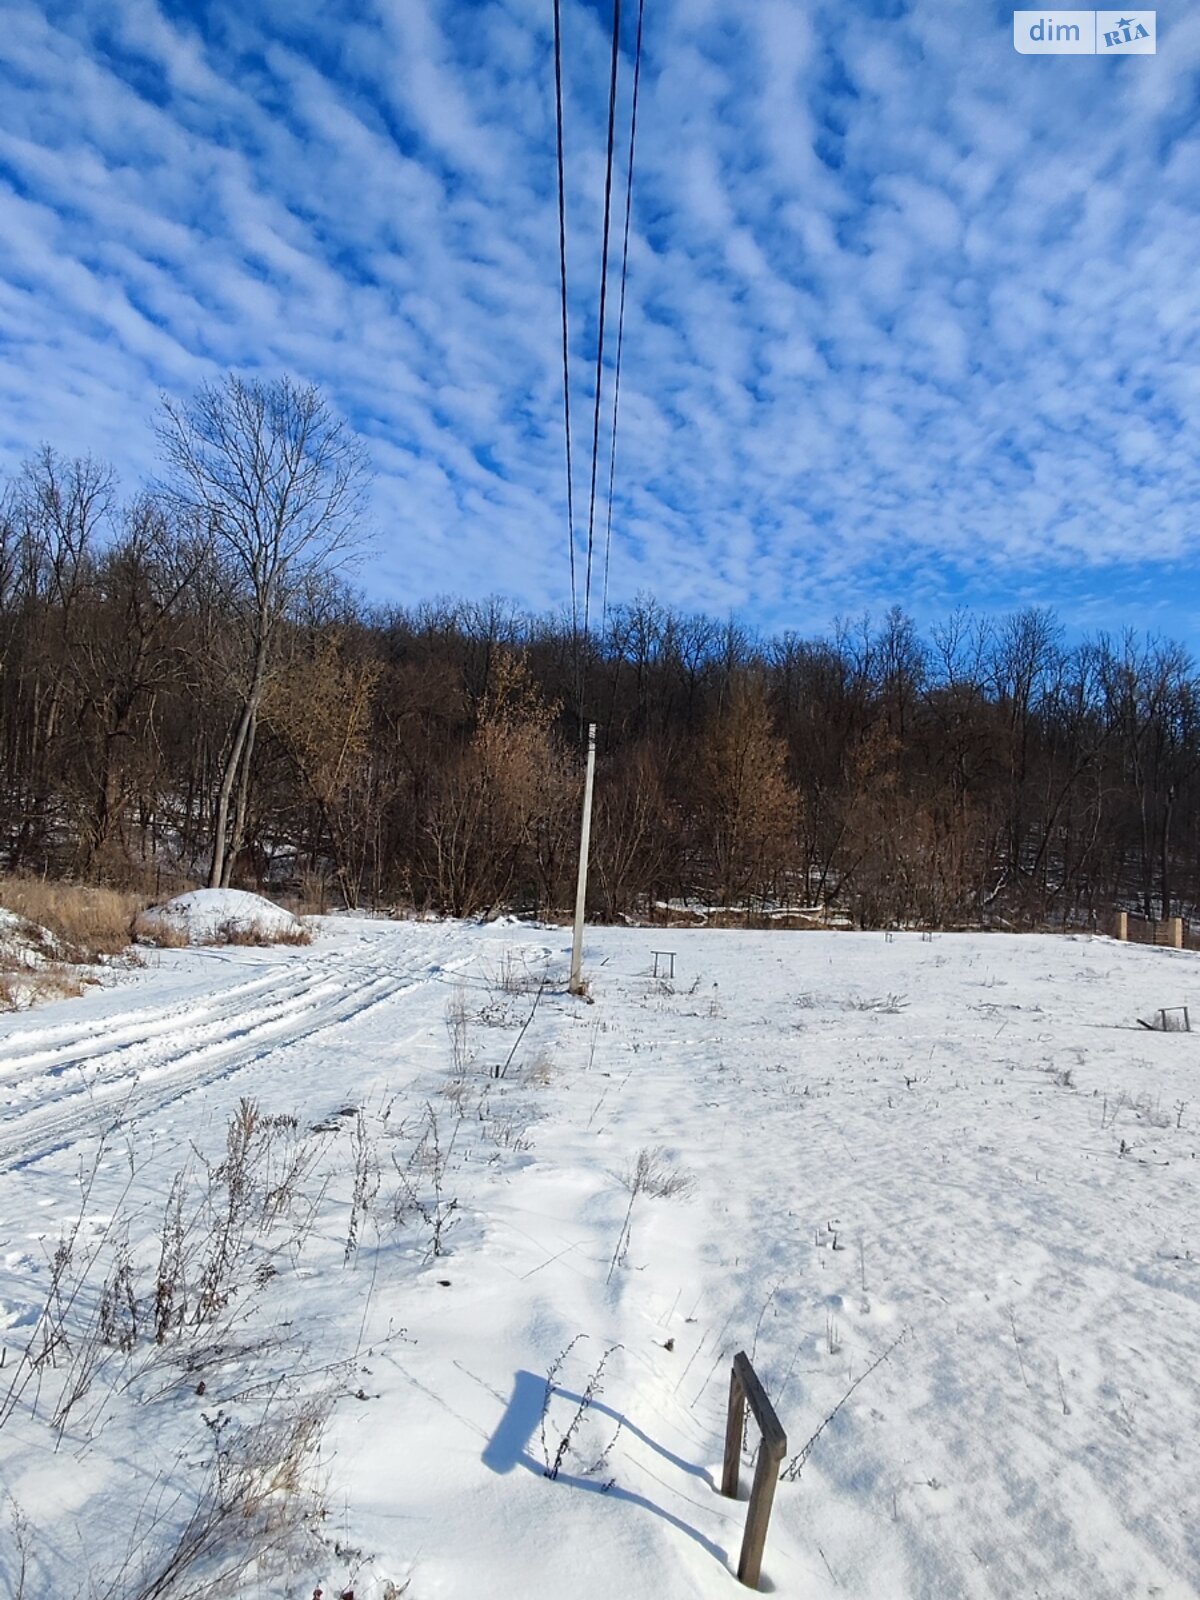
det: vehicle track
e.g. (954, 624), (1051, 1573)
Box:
(0, 967), (334, 1084)
(0, 943), (477, 1172)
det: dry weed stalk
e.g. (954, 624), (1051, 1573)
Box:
(392, 1103), (460, 1259)
(0, 1095), (380, 1600)
(445, 986), (471, 1075)
(539, 1338), (624, 1482)
(344, 1112), (380, 1264)
(606, 1148), (692, 1284)
(0, 1136), (125, 1431)
(4, 1494), (32, 1599)
(97, 1395), (332, 1600)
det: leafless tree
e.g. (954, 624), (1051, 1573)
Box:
(697, 673), (796, 910)
(156, 375), (370, 886)
(10, 406), (1200, 930)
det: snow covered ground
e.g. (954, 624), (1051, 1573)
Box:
(135, 886), (308, 945)
(1, 920), (1197, 1598)
(0, 905), (86, 1011)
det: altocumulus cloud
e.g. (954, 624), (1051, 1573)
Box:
(1, 0), (1199, 636)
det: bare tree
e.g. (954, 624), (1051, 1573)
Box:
(697, 673), (795, 910)
(156, 376), (370, 885)
(7, 449), (114, 864)
(424, 652), (574, 916)
(593, 742), (673, 919)
(15, 418), (1200, 934)
(264, 631), (381, 904)
(72, 496), (206, 869)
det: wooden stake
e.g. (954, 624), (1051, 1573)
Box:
(721, 1351), (788, 1589)
(722, 1364), (746, 1499)
(569, 723), (597, 996)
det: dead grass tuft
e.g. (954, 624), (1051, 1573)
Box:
(213, 918), (314, 948)
(621, 1146), (694, 1200)
(0, 875), (145, 961)
(0, 964), (88, 1012)
(132, 912), (189, 948)
(133, 913), (313, 949)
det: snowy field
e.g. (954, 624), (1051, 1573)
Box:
(0, 920), (1197, 1599)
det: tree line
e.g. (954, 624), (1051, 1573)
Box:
(2, 376), (1198, 929)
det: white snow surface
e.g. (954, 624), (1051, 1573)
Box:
(0, 922), (1197, 1598)
(0, 905), (62, 969)
(138, 885), (303, 943)
(0, 906), (73, 1010)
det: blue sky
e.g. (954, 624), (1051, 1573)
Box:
(1, 1), (1199, 640)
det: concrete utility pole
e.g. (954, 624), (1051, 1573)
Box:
(569, 722), (597, 996)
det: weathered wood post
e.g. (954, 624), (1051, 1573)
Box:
(569, 723), (597, 997)
(1113, 911), (1128, 941)
(721, 1351), (787, 1589)
(722, 1364), (746, 1500)
(1169, 915), (1183, 950)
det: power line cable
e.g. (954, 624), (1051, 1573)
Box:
(552, 0), (579, 652)
(601, 0), (645, 627)
(581, 0), (623, 646)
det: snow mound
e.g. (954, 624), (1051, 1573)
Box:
(0, 907), (82, 1009)
(0, 906), (63, 969)
(137, 888), (306, 946)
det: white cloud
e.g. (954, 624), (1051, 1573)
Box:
(0, 0), (1197, 638)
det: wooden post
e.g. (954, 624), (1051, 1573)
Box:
(722, 1364), (745, 1499)
(721, 1351), (788, 1589)
(1113, 911), (1128, 942)
(1169, 916), (1183, 950)
(569, 723), (597, 997)
(741, 1435), (782, 1590)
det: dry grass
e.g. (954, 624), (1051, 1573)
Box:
(0, 875), (146, 961)
(0, 964), (88, 1012)
(621, 1146), (694, 1200)
(214, 918), (313, 948)
(0, 1105), (339, 1597)
(0, 877), (142, 1012)
(133, 913), (314, 949)
(132, 913), (189, 947)
(288, 870), (334, 916)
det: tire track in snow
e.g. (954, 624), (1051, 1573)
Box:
(0, 971), (348, 1121)
(0, 962), (319, 1077)
(0, 944), (472, 1084)
(0, 946), (478, 1172)
(0, 968), (332, 1084)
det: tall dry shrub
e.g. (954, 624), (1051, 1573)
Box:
(696, 675), (796, 909)
(265, 633), (380, 906)
(424, 652), (575, 915)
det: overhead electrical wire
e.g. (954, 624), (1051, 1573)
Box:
(601, 0), (646, 627)
(553, 0), (645, 710)
(581, 0), (623, 642)
(552, 0), (579, 648)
